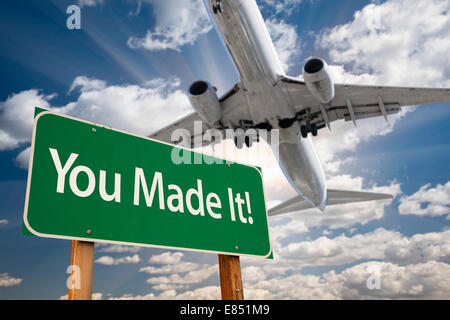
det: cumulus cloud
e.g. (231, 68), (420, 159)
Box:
(68, 76), (107, 94)
(61, 76), (190, 136)
(108, 259), (450, 300)
(318, 0), (450, 88)
(13, 147), (31, 170)
(0, 76), (191, 169)
(326, 261), (450, 300)
(0, 90), (54, 151)
(148, 252), (184, 265)
(0, 273), (22, 287)
(60, 292), (103, 300)
(399, 182), (450, 219)
(95, 254), (141, 265)
(241, 260), (450, 299)
(140, 251), (217, 291)
(278, 228), (450, 266)
(77, 0), (104, 7)
(261, 0), (303, 15)
(273, 176), (401, 230)
(312, 109), (411, 175)
(265, 18), (301, 72)
(127, 0), (212, 51)
(96, 244), (141, 253)
(145, 264), (217, 286)
(139, 262), (200, 275)
(109, 286), (220, 300)
(270, 219), (308, 242)
(0, 219), (8, 226)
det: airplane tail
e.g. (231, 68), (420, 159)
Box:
(268, 189), (393, 216)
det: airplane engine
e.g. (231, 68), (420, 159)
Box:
(188, 80), (221, 125)
(303, 58), (335, 104)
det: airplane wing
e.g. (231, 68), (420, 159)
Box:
(149, 111), (204, 146)
(279, 75), (450, 130)
(268, 189), (393, 216)
(148, 84), (250, 147)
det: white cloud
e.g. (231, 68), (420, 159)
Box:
(318, 0), (450, 88)
(96, 244), (141, 253)
(0, 76), (191, 169)
(261, 0), (303, 15)
(270, 219), (308, 242)
(13, 147), (31, 170)
(273, 176), (400, 230)
(0, 219), (8, 226)
(399, 182), (450, 219)
(145, 264), (217, 286)
(265, 18), (300, 72)
(109, 286), (220, 300)
(278, 228), (450, 266)
(106, 260), (450, 299)
(139, 261), (200, 275)
(107, 259), (450, 300)
(0, 273), (22, 287)
(142, 251), (217, 287)
(77, 0), (104, 7)
(104, 249), (217, 299)
(157, 286), (220, 299)
(0, 90), (54, 151)
(151, 283), (186, 292)
(60, 76), (190, 136)
(68, 76), (107, 94)
(325, 261), (450, 300)
(312, 110), (411, 175)
(127, 0), (212, 52)
(242, 260), (450, 299)
(102, 225), (450, 300)
(60, 292), (103, 300)
(95, 254), (141, 265)
(148, 252), (184, 265)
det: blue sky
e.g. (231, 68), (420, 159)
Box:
(0, 0), (449, 299)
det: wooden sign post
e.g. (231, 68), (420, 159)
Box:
(68, 240), (95, 300)
(218, 254), (244, 300)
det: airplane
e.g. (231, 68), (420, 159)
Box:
(150, 0), (450, 216)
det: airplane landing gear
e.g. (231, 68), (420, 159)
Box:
(213, 1), (223, 14)
(300, 125), (308, 138)
(300, 123), (318, 138)
(278, 117), (296, 129)
(232, 127), (259, 149)
(310, 123), (318, 137)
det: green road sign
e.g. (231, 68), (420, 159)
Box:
(23, 110), (271, 258)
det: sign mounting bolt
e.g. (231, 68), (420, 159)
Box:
(86, 229), (92, 235)
(92, 128), (96, 133)
(235, 245), (239, 250)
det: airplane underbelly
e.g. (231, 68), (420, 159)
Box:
(274, 128), (327, 209)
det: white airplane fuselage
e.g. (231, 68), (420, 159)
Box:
(205, 0), (327, 209)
